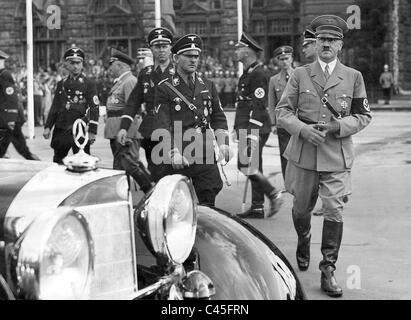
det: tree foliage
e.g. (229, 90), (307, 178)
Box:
(344, 0), (390, 100)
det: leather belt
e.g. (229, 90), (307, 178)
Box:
(107, 109), (123, 118)
(298, 116), (325, 125)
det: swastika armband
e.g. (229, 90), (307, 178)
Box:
(351, 98), (371, 115)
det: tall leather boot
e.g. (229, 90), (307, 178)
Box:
(292, 211), (311, 271)
(250, 172), (283, 218)
(319, 220), (343, 297)
(123, 160), (154, 194)
(237, 178), (265, 219)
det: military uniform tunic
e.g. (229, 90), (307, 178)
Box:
(153, 71), (229, 206)
(120, 63), (175, 181)
(276, 59), (372, 221)
(44, 73), (100, 163)
(0, 68), (20, 157)
(234, 61), (271, 136)
(104, 71), (139, 169)
(0, 69), (19, 130)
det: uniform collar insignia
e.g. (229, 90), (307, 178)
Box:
(146, 66), (152, 74)
(172, 76), (180, 86)
(198, 76), (204, 85)
(169, 67), (175, 75)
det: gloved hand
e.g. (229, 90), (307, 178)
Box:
(89, 133), (96, 144)
(314, 116), (341, 134)
(117, 129), (128, 145)
(300, 124), (326, 146)
(43, 127), (51, 139)
(217, 144), (233, 165)
(169, 148), (189, 170)
(7, 122), (15, 131)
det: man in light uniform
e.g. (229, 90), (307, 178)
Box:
(276, 15), (372, 297)
(105, 48), (140, 169)
(268, 45), (294, 180)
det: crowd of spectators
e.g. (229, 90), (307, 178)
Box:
(5, 53), (284, 127)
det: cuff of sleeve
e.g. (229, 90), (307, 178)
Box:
(88, 122), (98, 135)
(249, 118), (263, 127)
(120, 116), (133, 131)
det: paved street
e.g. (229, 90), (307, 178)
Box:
(7, 109), (411, 300)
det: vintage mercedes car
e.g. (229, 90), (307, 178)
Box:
(0, 122), (305, 300)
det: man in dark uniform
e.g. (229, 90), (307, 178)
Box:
(0, 50), (39, 160)
(117, 27), (174, 182)
(153, 34), (231, 207)
(43, 47), (100, 164)
(276, 15), (372, 297)
(268, 45), (294, 180)
(105, 48), (139, 169)
(234, 32), (283, 219)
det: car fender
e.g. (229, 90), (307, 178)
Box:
(194, 206), (306, 300)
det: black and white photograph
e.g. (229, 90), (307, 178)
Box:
(1, 0), (410, 304)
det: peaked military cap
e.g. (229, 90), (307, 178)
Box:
(109, 48), (135, 65)
(302, 27), (316, 46)
(171, 34), (202, 55)
(273, 45), (293, 58)
(311, 15), (348, 40)
(0, 49), (9, 60)
(148, 27), (173, 46)
(64, 47), (85, 61)
(236, 32), (263, 52)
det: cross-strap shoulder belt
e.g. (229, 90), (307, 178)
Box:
(304, 67), (342, 119)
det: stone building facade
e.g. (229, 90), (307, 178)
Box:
(0, 0), (410, 89)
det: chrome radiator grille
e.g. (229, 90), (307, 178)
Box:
(77, 202), (137, 299)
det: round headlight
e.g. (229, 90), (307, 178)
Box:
(142, 175), (197, 265)
(16, 208), (94, 300)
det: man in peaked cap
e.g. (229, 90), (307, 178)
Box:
(302, 27), (317, 63)
(234, 32), (283, 219)
(276, 15), (371, 297)
(43, 46), (100, 164)
(268, 45), (294, 181)
(117, 27), (175, 183)
(104, 48), (141, 170)
(152, 33), (230, 207)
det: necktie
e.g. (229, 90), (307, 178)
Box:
(189, 78), (195, 91)
(324, 64), (330, 80)
(155, 66), (162, 74)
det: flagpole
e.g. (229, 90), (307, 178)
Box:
(26, 0), (35, 140)
(155, 0), (161, 28)
(237, 0), (243, 76)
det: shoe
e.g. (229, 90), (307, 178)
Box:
(237, 207), (264, 219)
(267, 191), (283, 217)
(321, 266), (343, 297)
(312, 207), (324, 216)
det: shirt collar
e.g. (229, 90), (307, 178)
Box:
(114, 70), (130, 83)
(318, 58), (337, 74)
